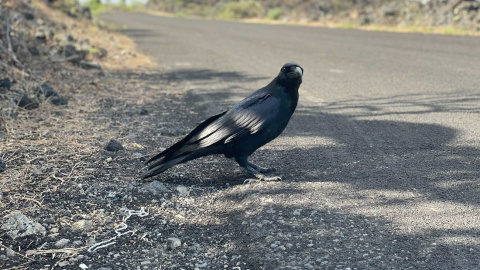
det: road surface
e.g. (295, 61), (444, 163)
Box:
(102, 13), (480, 269)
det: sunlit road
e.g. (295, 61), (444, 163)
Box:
(102, 12), (480, 269)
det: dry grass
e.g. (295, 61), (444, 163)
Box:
(0, 2), (162, 218)
(34, 2), (155, 70)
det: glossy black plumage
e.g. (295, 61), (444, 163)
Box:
(142, 63), (303, 181)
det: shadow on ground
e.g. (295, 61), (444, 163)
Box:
(53, 67), (480, 269)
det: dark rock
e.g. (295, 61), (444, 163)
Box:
(51, 97), (68, 106)
(98, 71), (106, 77)
(66, 34), (76, 42)
(44, 217), (55, 224)
(23, 12), (35, 20)
(80, 6), (92, 20)
(384, 7), (397, 17)
(35, 82), (58, 98)
(66, 11), (78, 19)
(359, 16), (372, 25)
(0, 159), (5, 173)
(28, 46), (41, 56)
(18, 95), (39, 110)
(0, 78), (12, 93)
(64, 44), (78, 58)
(34, 28), (47, 42)
(105, 139), (124, 152)
(139, 108), (149, 115)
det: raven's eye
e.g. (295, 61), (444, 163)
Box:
(281, 67), (287, 72)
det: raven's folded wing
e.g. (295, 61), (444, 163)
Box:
(187, 93), (279, 146)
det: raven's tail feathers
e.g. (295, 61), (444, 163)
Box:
(142, 111), (228, 180)
(145, 111), (227, 166)
(141, 155), (188, 179)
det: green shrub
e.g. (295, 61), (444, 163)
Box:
(267, 8), (282, 20)
(87, 0), (108, 15)
(220, 1), (263, 20)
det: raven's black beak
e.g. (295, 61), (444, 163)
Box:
(295, 66), (303, 76)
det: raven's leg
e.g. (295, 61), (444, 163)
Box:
(235, 156), (282, 183)
(248, 162), (276, 173)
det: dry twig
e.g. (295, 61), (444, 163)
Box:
(3, 11), (24, 69)
(15, 194), (43, 207)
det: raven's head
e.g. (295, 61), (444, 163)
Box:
(277, 62), (303, 87)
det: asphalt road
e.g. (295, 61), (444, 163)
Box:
(101, 13), (480, 269)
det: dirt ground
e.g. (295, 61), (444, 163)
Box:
(3, 2), (480, 270)
(1, 3), (305, 270)
(0, 3), (209, 269)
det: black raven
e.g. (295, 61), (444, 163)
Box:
(142, 62), (303, 182)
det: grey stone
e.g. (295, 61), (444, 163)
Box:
(73, 240), (83, 246)
(6, 248), (15, 257)
(142, 181), (170, 195)
(72, 219), (92, 232)
(44, 217), (55, 224)
(1, 211), (46, 239)
(176, 185), (190, 197)
(86, 237), (96, 245)
(195, 262), (208, 268)
(132, 152), (143, 158)
(166, 237), (181, 250)
(304, 263), (314, 270)
(55, 238), (70, 248)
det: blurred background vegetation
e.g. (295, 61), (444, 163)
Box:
(51, 0), (480, 35)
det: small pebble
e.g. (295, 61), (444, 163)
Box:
(0, 159), (5, 173)
(304, 263), (314, 270)
(55, 238), (70, 248)
(6, 248), (15, 257)
(105, 139), (123, 152)
(51, 97), (68, 106)
(72, 219), (92, 232)
(176, 185), (189, 197)
(166, 237), (181, 250)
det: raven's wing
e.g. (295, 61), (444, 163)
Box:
(146, 93), (279, 166)
(186, 93), (280, 147)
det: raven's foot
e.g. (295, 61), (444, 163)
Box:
(248, 162), (276, 173)
(243, 174), (283, 184)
